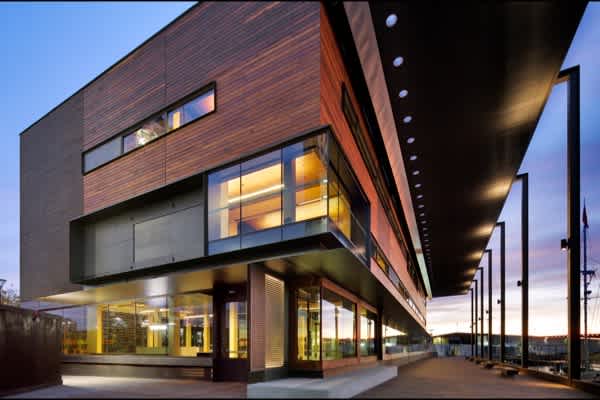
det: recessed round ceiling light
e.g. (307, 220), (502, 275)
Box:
(418, 204), (424, 208)
(417, 194), (423, 199)
(415, 183), (422, 188)
(403, 115), (412, 124)
(412, 170), (420, 176)
(386, 14), (398, 28)
(423, 227), (428, 230)
(421, 220), (427, 224)
(409, 155), (417, 161)
(419, 212), (425, 217)
(393, 56), (404, 67)
(424, 233), (429, 237)
(399, 89), (408, 98)
(407, 137), (415, 144)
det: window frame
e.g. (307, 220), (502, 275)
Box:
(82, 81), (216, 175)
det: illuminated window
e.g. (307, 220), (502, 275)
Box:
(83, 85), (215, 173)
(135, 297), (168, 355)
(224, 301), (247, 359)
(322, 288), (356, 360)
(296, 287), (320, 361)
(169, 293), (213, 356)
(360, 309), (377, 356)
(123, 114), (166, 153)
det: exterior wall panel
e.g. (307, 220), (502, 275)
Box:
(319, 6), (425, 317)
(20, 93), (84, 300)
(82, 1), (321, 214)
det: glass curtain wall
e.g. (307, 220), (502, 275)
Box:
(296, 287), (321, 361)
(47, 293), (213, 357)
(207, 132), (368, 259)
(360, 308), (377, 356)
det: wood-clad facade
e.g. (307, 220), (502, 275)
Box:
(20, 2), (429, 382)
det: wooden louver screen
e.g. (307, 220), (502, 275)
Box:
(265, 274), (285, 368)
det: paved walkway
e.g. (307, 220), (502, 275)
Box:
(6, 376), (246, 398)
(356, 357), (595, 398)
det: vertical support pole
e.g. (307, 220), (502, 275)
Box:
(479, 267), (484, 359)
(471, 288), (474, 357)
(558, 65), (581, 382)
(486, 249), (492, 361)
(497, 222), (506, 363)
(517, 173), (529, 368)
(474, 279), (479, 358)
(567, 66), (581, 382)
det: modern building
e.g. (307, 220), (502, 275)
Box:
(19, 1), (584, 383)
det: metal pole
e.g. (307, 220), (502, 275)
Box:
(471, 288), (474, 357)
(475, 279), (479, 358)
(516, 173), (529, 368)
(485, 249), (492, 361)
(557, 65), (581, 382)
(479, 266), (484, 359)
(583, 210), (588, 371)
(496, 222), (506, 363)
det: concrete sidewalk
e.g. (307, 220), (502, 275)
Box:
(356, 357), (595, 398)
(5, 376), (246, 398)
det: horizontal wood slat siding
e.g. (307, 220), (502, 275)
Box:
(20, 93), (84, 300)
(83, 36), (166, 151)
(319, 5), (425, 317)
(83, 1), (320, 213)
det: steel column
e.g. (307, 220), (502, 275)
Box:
(486, 249), (492, 360)
(557, 65), (581, 382)
(474, 279), (479, 358)
(496, 222), (506, 362)
(516, 173), (529, 368)
(479, 266), (484, 358)
(471, 288), (474, 357)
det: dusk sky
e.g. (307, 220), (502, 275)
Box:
(1, 3), (598, 338)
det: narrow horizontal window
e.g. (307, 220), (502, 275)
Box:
(83, 84), (215, 174)
(83, 137), (121, 172)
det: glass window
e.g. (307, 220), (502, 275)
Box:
(168, 88), (215, 130)
(328, 172), (352, 239)
(322, 288), (356, 360)
(105, 301), (136, 354)
(240, 150), (282, 234)
(297, 287), (320, 361)
(135, 297), (168, 355)
(169, 293), (213, 356)
(388, 267), (400, 290)
(360, 309), (377, 357)
(383, 324), (408, 355)
(208, 164), (242, 253)
(282, 135), (328, 224)
(224, 301), (247, 359)
(83, 137), (121, 173)
(123, 114), (166, 153)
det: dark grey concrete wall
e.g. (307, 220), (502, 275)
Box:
(72, 187), (204, 281)
(20, 92), (84, 300)
(0, 305), (62, 395)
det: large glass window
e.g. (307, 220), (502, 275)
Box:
(322, 288), (356, 360)
(383, 324), (408, 355)
(296, 287), (321, 361)
(169, 293), (213, 356)
(360, 309), (377, 357)
(224, 301), (247, 359)
(208, 164), (242, 254)
(47, 293), (213, 357)
(135, 297), (168, 355)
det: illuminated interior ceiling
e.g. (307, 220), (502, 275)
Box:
(341, 2), (586, 296)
